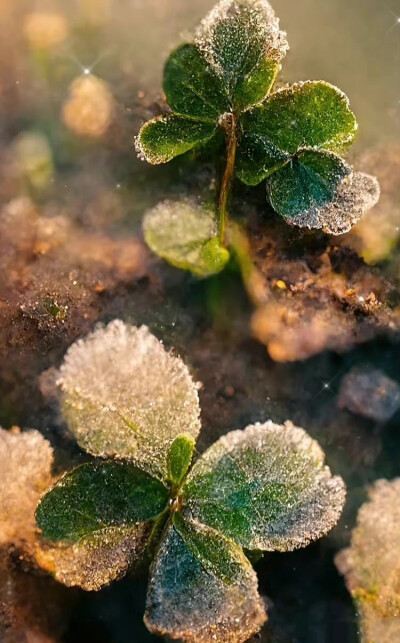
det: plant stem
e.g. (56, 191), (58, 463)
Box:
(218, 113), (237, 246)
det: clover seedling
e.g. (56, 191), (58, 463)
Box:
(35, 320), (346, 643)
(136, 0), (379, 277)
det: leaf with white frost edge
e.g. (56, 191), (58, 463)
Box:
(283, 172), (380, 235)
(143, 199), (230, 276)
(195, 0), (288, 110)
(57, 321), (201, 481)
(36, 523), (151, 591)
(144, 519), (266, 643)
(183, 420), (346, 551)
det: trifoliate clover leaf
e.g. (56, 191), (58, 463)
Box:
(143, 199), (230, 276)
(145, 518), (266, 643)
(57, 320), (201, 481)
(32, 322), (346, 641)
(183, 420), (346, 551)
(136, 0), (287, 167)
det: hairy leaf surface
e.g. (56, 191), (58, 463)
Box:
(143, 199), (230, 276)
(136, 114), (216, 164)
(267, 150), (351, 218)
(58, 321), (201, 480)
(145, 520), (266, 643)
(36, 462), (169, 542)
(183, 420), (346, 551)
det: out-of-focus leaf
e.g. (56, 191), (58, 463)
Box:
(144, 519), (266, 643)
(163, 44), (229, 120)
(267, 150), (351, 218)
(35, 523), (151, 591)
(135, 115), (216, 164)
(335, 479), (400, 643)
(0, 428), (54, 548)
(167, 434), (196, 486)
(237, 81), (357, 185)
(36, 462), (169, 542)
(143, 199), (230, 276)
(195, 0), (288, 110)
(183, 420), (345, 551)
(284, 171), (380, 235)
(58, 321), (201, 481)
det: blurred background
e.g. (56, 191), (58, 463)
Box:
(0, 1), (400, 642)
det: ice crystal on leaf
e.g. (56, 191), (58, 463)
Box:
(136, 0), (379, 276)
(28, 322), (346, 642)
(336, 479), (400, 643)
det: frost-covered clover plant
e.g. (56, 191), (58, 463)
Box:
(135, 0), (379, 277)
(35, 321), (346, 643)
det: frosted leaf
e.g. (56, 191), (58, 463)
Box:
(36, 462), (169, 542)
(267, 150), (351, 219)
(335, 479), (400, 643)
(0, 428), (54, 547)
(143, 199), (230, 276)
(144, 521), (266, 643)
(195, 0), (288, 109)
(58, 321), (201, 481)
(285, 171), (380, 235)
(35, 523), (151, 591)
(183, 420), (346, 551)
(135, 115), (216, 164)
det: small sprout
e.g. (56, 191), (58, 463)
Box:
(136, 0), (380, 276)
(335, 479), (400, 643)
(28, 321), (346, 643)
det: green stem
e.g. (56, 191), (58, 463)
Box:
(218, 113), (237, 246)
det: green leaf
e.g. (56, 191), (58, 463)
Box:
(236, 128), (289, 185)
(58, 321), (201, 481)
(195, 0), (288, 110)
(143, 199), (230, 277)
(167, 434), (196, 486)
(183, 420), (346, 551)
(35, 523), (151, 591)
(163, 44), (229, 120)
(267, 149), (351, 218)
(135, 114), (216, 164)
(283, 170), (380, 235)
(36, 462), (169, 542)
(144, 520), (266, 643)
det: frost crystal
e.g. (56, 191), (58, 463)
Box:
(286, 171), (380, 235)
(335, 479), (400, 643)
(184, 420), (346, 551)
(0, 428), (54, 548)
(58, 320), (201, 480)
(35, 524), (151, 591)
